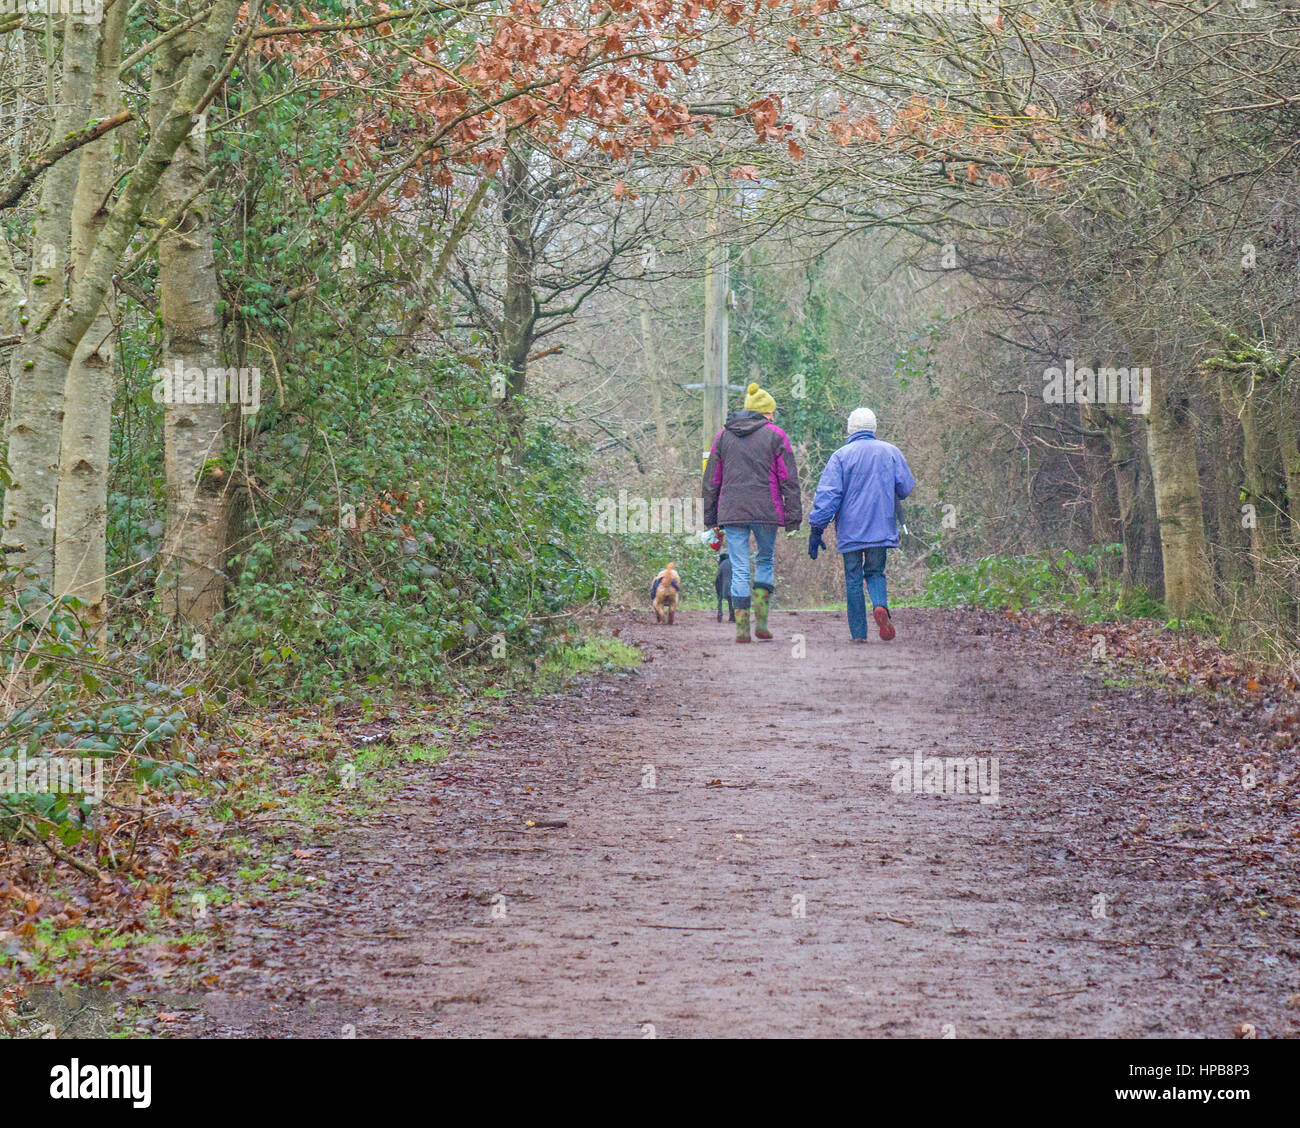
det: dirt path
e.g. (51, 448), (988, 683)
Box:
(194, 608), (1299, 1038)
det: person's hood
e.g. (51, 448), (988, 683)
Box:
(725, 410), (770, 437)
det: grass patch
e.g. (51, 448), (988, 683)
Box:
(539, 634), (641, 682)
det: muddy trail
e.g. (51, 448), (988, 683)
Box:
(192, 608), (1299, 1038)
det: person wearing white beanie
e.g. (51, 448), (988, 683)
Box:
(846, 407), (876, 435)
(806, 407), (915, 642)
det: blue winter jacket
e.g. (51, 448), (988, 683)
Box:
(808, 431), (915, 551)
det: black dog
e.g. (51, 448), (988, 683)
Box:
(715, 553), (734, 622)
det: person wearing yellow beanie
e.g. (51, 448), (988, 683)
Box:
(702, 381), (801, 642)
(743, 382), (776, 416)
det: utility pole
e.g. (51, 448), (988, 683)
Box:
(639, 246), (668, 449)
(702, 184), (729, 472)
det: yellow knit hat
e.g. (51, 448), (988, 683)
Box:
(744, 381), (776, 414)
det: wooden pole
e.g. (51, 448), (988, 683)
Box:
(638, 245), (668, 450)
(702, 186), (729, 472)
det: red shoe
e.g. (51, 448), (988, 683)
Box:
(873, 606), (895, 641)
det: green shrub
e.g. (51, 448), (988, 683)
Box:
(217, 359), (606, 699)
(914, 544), (1157, 621)
(0, 570), (198, 847)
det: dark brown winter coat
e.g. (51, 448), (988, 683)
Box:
(702, 411), (802, 530)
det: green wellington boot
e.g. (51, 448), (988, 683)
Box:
(752, 584), (774, 640)
(735, 607), (752, 643)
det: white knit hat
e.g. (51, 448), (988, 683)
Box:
(847, 407), (877, 434)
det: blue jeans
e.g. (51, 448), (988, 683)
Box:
(843, 547), (888, 639)
(723, 524), (777, 609)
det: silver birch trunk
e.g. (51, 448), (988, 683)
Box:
(53, 0), (127, 635)
(2, 13), (100, 584)
(152, 28), (230, 625)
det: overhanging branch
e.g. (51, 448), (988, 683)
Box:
(0, 112), (134, 212)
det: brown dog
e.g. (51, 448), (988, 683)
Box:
(651, 562), (680, 625)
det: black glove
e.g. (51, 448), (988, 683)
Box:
(808, 527), (825, 560)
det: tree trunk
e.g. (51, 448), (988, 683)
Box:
(638, 298), (668, 449)
(2, 12), (100, 585)
(1281, 373), (1300, 547)
(1281, 370), (1300, 637)
(1144, 375), (1210, 617)
(1209, 374), (1249, 589)
(702, 186), (728, 472)
(499, 145), (536, 403)
(1104, 407), (1162, 602)
(0, 230), (22, 337)
(1229, 361), (1298, 630)
(1080, 399), (1118, 545)
(53, 0), (127, 636)
(0, 229), (23, 419)
(152, 34), (232, 626)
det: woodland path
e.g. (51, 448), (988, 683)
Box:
(193, 609), (1298, 1038)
